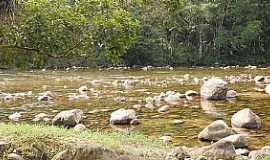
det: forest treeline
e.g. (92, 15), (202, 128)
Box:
(0, 0), (270, 68)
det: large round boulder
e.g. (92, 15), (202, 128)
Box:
(110, 108), (138, 125)
(231, 108), (261, 129)
(200, 77), (228, 100)
(52, 109), (83, 127)
(198, 120), (235, 141)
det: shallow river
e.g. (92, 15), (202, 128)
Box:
(0, 67), (270, 149)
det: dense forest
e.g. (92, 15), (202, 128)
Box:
(0, 0), (270, 68)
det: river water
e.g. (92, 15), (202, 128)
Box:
(0, 67), (270, 149)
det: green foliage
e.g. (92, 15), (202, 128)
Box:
(1, 0), (270, 68)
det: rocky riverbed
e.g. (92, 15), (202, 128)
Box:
(1, 66), (270, 159)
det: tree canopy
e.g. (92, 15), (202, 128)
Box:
(0, 0), (270, 68)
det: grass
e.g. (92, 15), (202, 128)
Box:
(0, 123), (168, 159)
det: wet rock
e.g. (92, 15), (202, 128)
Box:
(7, 153), (24, 160)
(249, 146), (270, 160)
(226, 90), (238, 98)
(254, 76), (265, 83)
(200, 77), (228, 100)
(189, 140), (236, 160)
(158, 105), (169, 113)
(74, 124), (86, 132)
(110, 108), (137, 125)
(52, 109), (83, 127)
(265, 84), (270, 95)
(231, 108), (261, 129)
(236, 148), (249, 156)
(165, 146), (190, 160)
(8, 112), (22, 122)
(219, 134), (248, 148)
(198, 120), (234, 141)
(51, 144), (118, 160)
(185, 90), (198, 97)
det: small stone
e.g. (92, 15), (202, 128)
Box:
(227, 90), (238, 98)
(158, 105), (169, 113)
(172, 119), (184, 125)
(236, 148), (249, 156)
(8, 112), (21, 122)
(74, 124), (86, 132)
(185, 90), (198, 97)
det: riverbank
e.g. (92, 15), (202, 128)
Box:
(0, 123), (168, 159)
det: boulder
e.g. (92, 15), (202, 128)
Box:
(226, 90), (238, 98)
(200, 77), (228, 100)
(189, 140), (236, 160)
(52, 109), (83, 127)
(231, 108), (261, 129)
(219, 134), (248, 148)
(51, 144), (118, 160)
(110, 109), (137, 125)
(198, 120), (234, 141)
(249, 146), (270, 160)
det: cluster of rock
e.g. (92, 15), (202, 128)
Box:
(167, 108), (262, 160)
